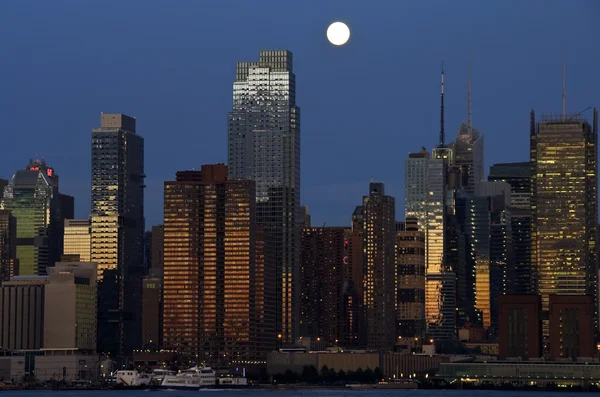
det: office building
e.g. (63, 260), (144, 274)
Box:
(63, 219), (91, 262)
(363, 182), (395, 350)
(163, 164), (273, 363)
(549, 295), (594, 360)
(498, 295), (542, 360)
(142, 276), (162, 347)
(1, 161), (63, 275)
(0, 179), (8, 201)
(44, 261), (97, 352)
(340, 207), (366, 347)
(405, 148), (430, 232)
(0, 210), (17, 281)
(530, 108), (598, 329)
(395, 218), (425, 339)
(300, 227), (346, 346)
(488, 162), (532, 294)
(91, 113), (145, 357)
(228, 50), (301, 342)
(151, 224), (164, 275)
(0, 276), (48, 350)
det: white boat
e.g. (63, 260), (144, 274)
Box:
(160, 366), (216, 390)
(150, 368), (172, 385)
(115, 370), (151, 387)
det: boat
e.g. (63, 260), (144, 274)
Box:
(160, 366), (216, 390)
(150, 368), (172, 385)
(216, 376), (249, 388)
(115, 370), (151, 387)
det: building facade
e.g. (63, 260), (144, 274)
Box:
(0, 210), (17, 281)
(1, 162), (63, 276)
(549, 295), (594, 360)
(0, 276), (48, 350)
(63, 219), (91, 262)
(228, 50), (301, 343)
(163, 164), (273, 363)
(488, 162), (532, 294)
(395, 218), (425, 339)
(44, 261), (97, 352)
(91, 113), (145, 357)
(300, 227), (346, 346)
(530, 109), (598, 329)
(498, 295), (542, 360)
(363, 182), (395, 350)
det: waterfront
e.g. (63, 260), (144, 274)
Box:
(0, 390), (598, 397)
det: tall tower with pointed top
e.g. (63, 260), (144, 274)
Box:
(454, 60), (484, 193)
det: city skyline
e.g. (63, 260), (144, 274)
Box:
(2, 1), (599, 228)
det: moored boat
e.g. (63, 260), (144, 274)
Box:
(160, 366), (216, 390)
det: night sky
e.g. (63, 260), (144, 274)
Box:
(1, 0), (599, 228)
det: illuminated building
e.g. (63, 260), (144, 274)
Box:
(0, 210), (17, 280)
(0, 160), (64, 275)
(488, 162), (532, 294)
(300, 227), (346, 347)
(530, 108), (598, 331)
(91, 113), (145, 357)
(163, 164), (272, 363)
(405, 148), (430, 232)
(63, 219), (91, 262)
(340, 207), (366, 347)
(395, 218), (425, 339)
(228, 50), (301, 343)
(363, 182), (395, 350)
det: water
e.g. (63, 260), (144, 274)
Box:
(0, 390), (595, 397)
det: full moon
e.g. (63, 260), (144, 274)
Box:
(327, 22), (350, 46)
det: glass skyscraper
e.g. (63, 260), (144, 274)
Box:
(488, 162), (532, 294)
(1, 162), (62, 276)
(530, 109), (598, 331)
(228, 50), (300, 342)
(91, 113), (145, 357)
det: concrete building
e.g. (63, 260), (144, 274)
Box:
(63, 219), (91, 263)
(0, 276), (48, 350)
(549, 295), (594, 360)
(163, 164), (274, 364)
(44, 261), (97, 352)
(363, 182), (395, 350)
(395, 218), (425, 340)
(498, 295), (541, 360)
(300, 227), (347, 347)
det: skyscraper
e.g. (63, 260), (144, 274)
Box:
(454, 64), (484, 193)
(405, 148), (430, 232)
(163, 164), (273, 363)
(488, 162), (532, 294)
(1, 161), (63, 275)
(63, 219), (91, 262)
(91, 113), (145, 357)
(300, 227), (346, 347)
(363, 182), (395, 350)
(530, 108), (598, 330)
(228, 50), (301, 342)
(0, 210), (17, 281)
(395, 218), (425, 339)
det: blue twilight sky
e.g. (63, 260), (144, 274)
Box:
(1, 0), (599, 228)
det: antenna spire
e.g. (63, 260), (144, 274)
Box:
(467, 56), (472, 135)
(440, 61), (445, 147)
(562, 62), (567, 119)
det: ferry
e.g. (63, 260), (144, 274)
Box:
(160, 366), (216, 390)
(115, 370), (151, 387)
